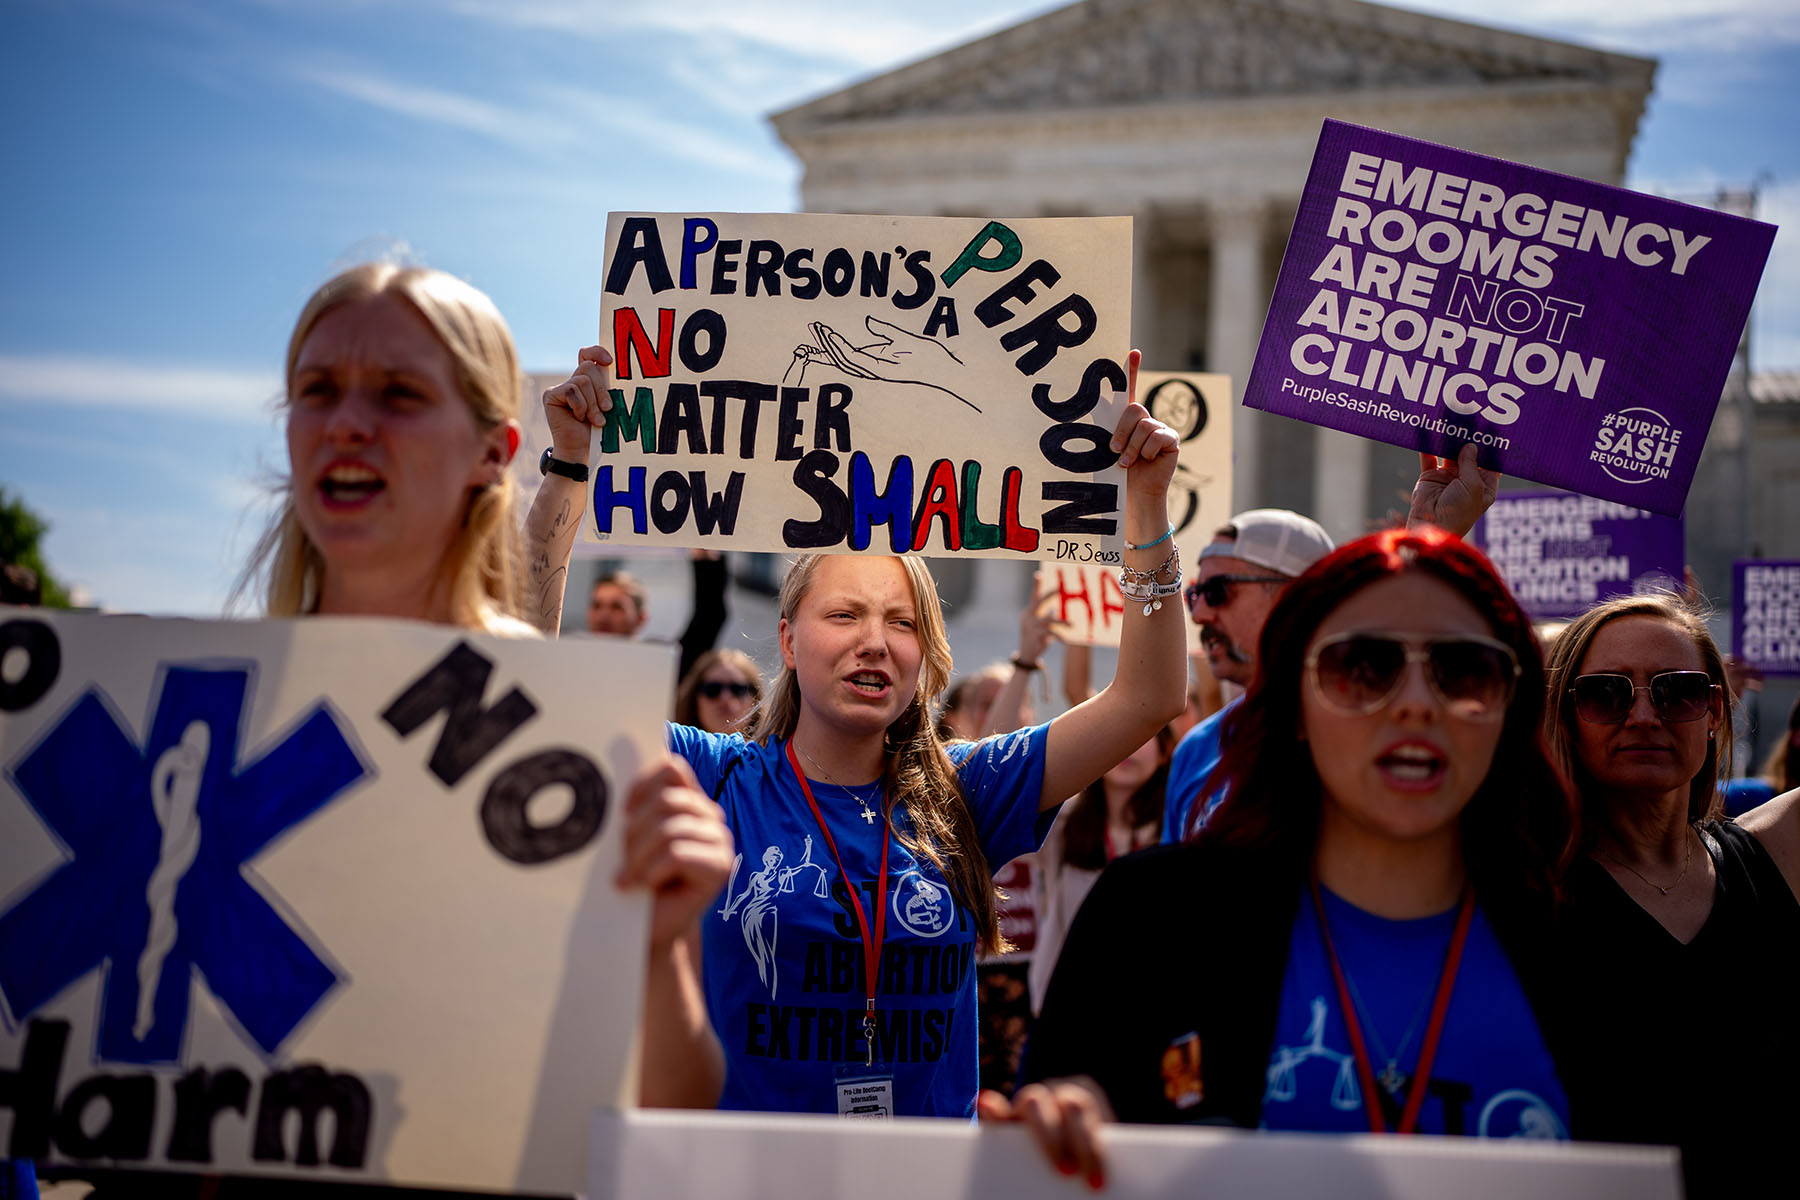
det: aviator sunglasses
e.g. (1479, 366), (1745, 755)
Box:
(1304, 632), (1521, 720)
(1185, 573), (1288, 611)
(698, 680), (757, 700)
(1568, 671), (1716, 725)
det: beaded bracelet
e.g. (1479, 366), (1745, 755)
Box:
(1125, 526), (1174, 552)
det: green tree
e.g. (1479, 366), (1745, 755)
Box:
(0, 487), (74, 607)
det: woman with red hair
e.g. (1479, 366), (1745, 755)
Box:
(993, 526), (1580, 1184)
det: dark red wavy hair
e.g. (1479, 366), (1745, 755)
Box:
(1194, 525), (1578, 902)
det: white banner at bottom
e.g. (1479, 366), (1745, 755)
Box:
(588, 1109), (1680, 1200)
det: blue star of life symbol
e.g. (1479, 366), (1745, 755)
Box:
(0, 664), (371, 1065)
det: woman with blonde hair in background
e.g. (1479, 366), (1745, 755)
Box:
(1542, 592), (1798, 1199)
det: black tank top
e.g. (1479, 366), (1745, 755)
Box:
(1559, 820), (1800, 1199)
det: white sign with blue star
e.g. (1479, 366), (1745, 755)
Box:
(0, 609), (671, 1193)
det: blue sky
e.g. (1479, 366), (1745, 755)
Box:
(2, 0), (1794, 615)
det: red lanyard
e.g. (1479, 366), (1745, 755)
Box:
(786, 740), (890, 1066)
(1308, 876), (1475, 1135)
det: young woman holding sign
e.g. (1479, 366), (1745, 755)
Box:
(241, 264), (733, 1111)
(1541, 594), (1799, 1199)
(997, 527), (1581, 1185)
(529, 345), (1188, 1117)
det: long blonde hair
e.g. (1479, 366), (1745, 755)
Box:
(236, 264), (524, 627)
(1543, 593), (1730, 832)
(751, 554), (1004, 951)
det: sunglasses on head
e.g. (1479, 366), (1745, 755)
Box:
(1304, 632), (1520, 720)
(1568, 672), (1715, 725)
(698, 680), (756, 700)
(1184, 573), (1288, 611)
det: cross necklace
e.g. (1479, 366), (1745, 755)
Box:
(799, 745), (879, 824)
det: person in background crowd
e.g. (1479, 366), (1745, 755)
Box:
(674, 648), (764, 735)
(992, 526), (1579, 1187)
(1722, 688), (1797, 816)
(1174, 659), (1224, 741)
(1, 564), (42, 607)
(939, 662), (1015, 741)
(581, 552), (729, 680)
(588, 569), (650, 637)
(1542, 593), (1800, 1200)
(1029, 723), (1173, 1016)
(1162, 452), (1501, 844)
(528, 345), (1189, 1117)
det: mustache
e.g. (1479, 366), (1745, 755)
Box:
(1200, 625), (1253, 665)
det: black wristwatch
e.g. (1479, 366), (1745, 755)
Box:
(539, 447), (589, 483)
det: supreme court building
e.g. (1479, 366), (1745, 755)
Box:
(770, 0), (1657, 543)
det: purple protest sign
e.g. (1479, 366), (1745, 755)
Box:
(1244, 121), (1776, 517)
(1468, 489), (1684, 621)
(1734, 560), (1800, 677)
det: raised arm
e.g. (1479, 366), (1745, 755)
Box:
(523, 346), (614, 633)
(617, 755), (733, 1108)
(1405, 443), (1500, 538)
(1037, 351), (1188, 809)
(1738, 787), (1799, 902)
(978, 574), (1067, 737)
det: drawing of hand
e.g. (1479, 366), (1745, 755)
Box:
(806, 317), (981, 412)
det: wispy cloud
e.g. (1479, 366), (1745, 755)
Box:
(286, 58), (791, 178)
(0, 355), (282, 422)
(441, 0), (1039, 71)
(1382, 0), (1799, 48)
(290, 62), (522, 141)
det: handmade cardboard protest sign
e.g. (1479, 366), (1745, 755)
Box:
(1734, 560), (1800, 677)
(0, 611), (667, 1192)
(592, 213), (1132, 562)
(1469, 489), (1684, 621)
(1245, 120), (1776, 516)
(1050, 371), (1230, 647)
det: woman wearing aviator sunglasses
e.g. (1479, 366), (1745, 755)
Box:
(1000, 527), (1579, 1182)
(1542, 594), (1799, 1200)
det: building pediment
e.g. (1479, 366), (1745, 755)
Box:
(773, 0), (1654, 130)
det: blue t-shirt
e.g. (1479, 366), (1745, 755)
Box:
(1721, 778), (1776, 818)
(1160, 697), (1238, 843)
(668, 722), (1050, 1117)
(1261, 885), (1569, 1138)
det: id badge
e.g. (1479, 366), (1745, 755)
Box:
(834, 1067), (895, 1119)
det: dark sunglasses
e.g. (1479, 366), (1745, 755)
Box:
(698, 680), (756, 700)
(1184, 573), (1288, 611)
(1305, 632), (1520, 720)
(1569, 671), (1715, 725)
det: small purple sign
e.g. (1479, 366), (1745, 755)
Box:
(1734, 560), (1800, 678)
(1245, 121), (1776, 517)
(1468, 489), (1684, 621)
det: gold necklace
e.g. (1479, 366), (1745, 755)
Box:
(1602, 827), (1694, 896)
(799, 745), (879, 826)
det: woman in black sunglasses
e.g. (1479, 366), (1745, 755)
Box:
(1542, 593), (1799, 1200)
(674, 648), (764, 735)
(997, 526), (1580, 1183)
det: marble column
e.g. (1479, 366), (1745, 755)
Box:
(1311, 428), (1373, 544)
(1207, 199), (1267, 513)
(1131, 208), (1158, 364)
